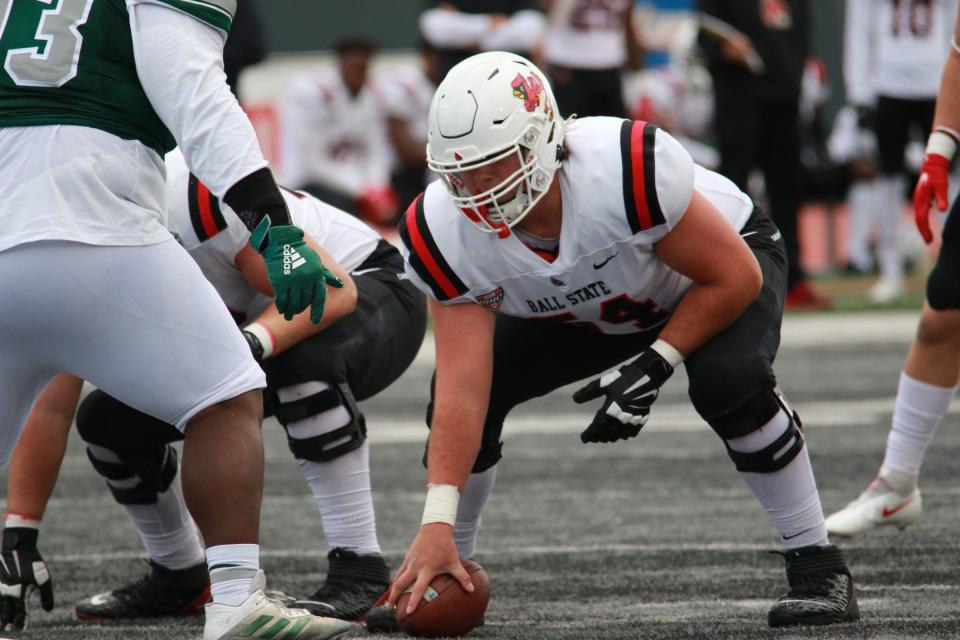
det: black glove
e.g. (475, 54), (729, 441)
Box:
(573, 349), (674, 444)
(0, 526), (53, 631)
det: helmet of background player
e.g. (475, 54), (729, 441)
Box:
(426, 52), (565, 238)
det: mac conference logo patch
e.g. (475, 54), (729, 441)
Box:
(475, 287), (504, 310)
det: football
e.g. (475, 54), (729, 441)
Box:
(395, 559), (490, 638)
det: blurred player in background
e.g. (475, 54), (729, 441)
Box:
(0, 152), (426, 629)
(380, 42), (443, 221)
(542, 0), (642, 118)
(0, 2), (347, 639)
(697, 0), (831, 310)
(827, 106), (881, 277)
(624, 2), (719, 168)
(419, 0), (547, 79)
(843, 0), (957, 303)
(388, 51), (859, 629)
(281, 37), (398, 226)
(826, 7), (960, 538)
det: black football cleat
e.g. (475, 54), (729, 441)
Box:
(768, 544), (860, 627)
(75, 560), (210, 620)
(295, 548), (391, 621)
(365, 605), (402, 634)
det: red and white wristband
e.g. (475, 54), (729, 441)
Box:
(244, 321), (277, 359)
(4, 513), (40, 530)
(927, 127), (960, 161)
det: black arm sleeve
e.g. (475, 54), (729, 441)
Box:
(223, 0), (267, 96)
(223, 167), (292, 231)
(696, 0), (726, 65)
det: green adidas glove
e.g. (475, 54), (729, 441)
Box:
(250, 218), (343, 324)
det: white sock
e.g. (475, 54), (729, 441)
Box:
(280, 382), (380, 556)
(881, 372), (957, 480)
(296, 444), (380, 555)
(87, 445), (205, 570)
(207, 544), (259, 606)
(454, 467), (497, 559)
(726, 409), (828, 550)
(874, 175), (906, 281)
(845, 181), (876, 272)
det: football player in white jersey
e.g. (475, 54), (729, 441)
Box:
(844, 0), (958, 302)
(0, 3), (346, 639)
(281, 38), (398, 226)
(543, 0), (641, 118)
(826, 9), (960, 538)
(386, 52), (859, 628)
(0, 152), (426, 630)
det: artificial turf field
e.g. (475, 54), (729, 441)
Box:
(5, 311), (959, 640)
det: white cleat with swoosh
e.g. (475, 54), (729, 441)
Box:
(825, 477), (922, 537)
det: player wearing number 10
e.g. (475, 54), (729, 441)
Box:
(0, 2), (348, 639)
(388, 52), (859, 627)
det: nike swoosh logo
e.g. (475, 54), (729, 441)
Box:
(740, 231), (757, 238)
(782, 527), (813, 540)
(351, 267), (381, 276)
(593, 252), (619, 269)
(882, 498), (913, 518)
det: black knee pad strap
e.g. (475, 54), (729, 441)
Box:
(724, 412), (804, 473)
(707, 389), (783, 440)
(87, 445), (179, 505)
(85, 448), (135, 481)
(281, 383), (367, 462)
(273, 386), (343, 425)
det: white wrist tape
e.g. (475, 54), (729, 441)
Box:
(243, 322), (275, 359)
(420, 483), (460, 527)
(650, 339), (684, 368)
(4, 514), (40, 530)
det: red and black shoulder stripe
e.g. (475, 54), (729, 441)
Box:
(188, 174), (228, 241)
(620, 120), (666, 234)
(398, 193), (469, 302)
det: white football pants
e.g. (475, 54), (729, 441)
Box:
(0, 239), (265, 467)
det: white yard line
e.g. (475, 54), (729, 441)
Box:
(409, 311), (921, 368)
(363, 395), (960, 444)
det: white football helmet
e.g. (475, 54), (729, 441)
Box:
(427, 51), (565, 237)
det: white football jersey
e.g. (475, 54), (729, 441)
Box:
(165, 151), (381, 323)
(544, 0), (631, 69)
(400, 117), (753, 335)
(377, 66), (436, 152)
(845, 0), (957, 104)
(280, 69), (392, 196)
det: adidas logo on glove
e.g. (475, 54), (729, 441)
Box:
(282, 244), (306, 275)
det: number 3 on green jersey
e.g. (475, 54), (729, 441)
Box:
(0, 0), (235, 155)
(0, 0), (94, 87)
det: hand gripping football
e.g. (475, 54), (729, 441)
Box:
(396, 559), (490, 638)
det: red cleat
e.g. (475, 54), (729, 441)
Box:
(785, 280), (833, 311)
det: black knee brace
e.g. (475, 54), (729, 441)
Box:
(273, 382), (367, 462)
(86, 444), (179, 505)
(721, 389), (805, 473)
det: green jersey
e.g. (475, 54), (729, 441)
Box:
(0, 0), (235, 155)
